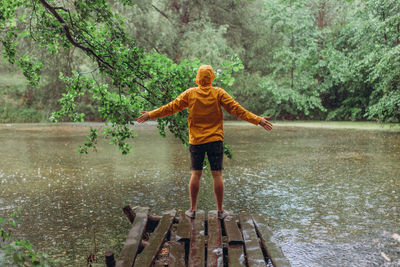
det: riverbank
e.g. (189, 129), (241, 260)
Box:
(1, 120), (400, 132)
(226, 120), (400, 132)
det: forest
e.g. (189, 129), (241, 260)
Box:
(0, 0), (399, 152)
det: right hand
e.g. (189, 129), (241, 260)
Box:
(259, 116), (273, 131)
(137, 111), (150, 123)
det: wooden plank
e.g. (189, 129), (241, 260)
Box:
(134, 210), (176, 266)
(252, 214), (291, 267)
(239, 213), (266, 267)
(223, 214), (245, 266)
(223, 215), (243, 245)
(207, 210), (223, 267)
(116, 207), (149, 267)
(175, 210), (191, 241)
(228, 243), (246, 267)
(169, 212), (188, 266)
(188, 210), (205, 267)
(169, 241), (186, 267)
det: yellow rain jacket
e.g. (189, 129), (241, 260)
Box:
(149, 65), (261, 145)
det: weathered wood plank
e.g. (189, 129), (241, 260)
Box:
(169, 211), (188, 266)
(207, 210), (223, 267)
(134, 210), (176, 266)
(239, 213), (265, 267)
(169, 241), (186, 267)
(175, 210), (191, 241)
(252, 214), (291, 267)
(223, 215), (243, 245)
(228, 243), (246, 267)
(188, 210), (205, 267)
(116, 207), (150, 267)
(223, 214), (245, 266)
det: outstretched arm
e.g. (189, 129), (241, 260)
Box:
(220, 89), (273, 130)
(137, 90), (189, 123)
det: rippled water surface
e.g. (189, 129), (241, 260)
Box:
(0, 123), (399, 266)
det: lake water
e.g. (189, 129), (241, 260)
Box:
(0, 122), (399, 266)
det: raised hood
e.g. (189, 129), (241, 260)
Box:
(195, 65), (216, 87)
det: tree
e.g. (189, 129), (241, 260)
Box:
(320, 0), (400, 122)
(0, 0), (242, 154)
(254, 0), (326, 119)
(365, 0), (400, 122)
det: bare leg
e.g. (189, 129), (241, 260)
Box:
(189, 170), (202, 211)
(211, 170), (224, 212)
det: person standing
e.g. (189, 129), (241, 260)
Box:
(137, 65), (272, 218)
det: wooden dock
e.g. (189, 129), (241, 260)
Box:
(105, 206), (290, 267)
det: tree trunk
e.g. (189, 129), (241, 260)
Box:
(382, 8), (387, 42)
(19, 86), (34, 107)
(290, 32), (295, 89)
(316, 1), (326, 84)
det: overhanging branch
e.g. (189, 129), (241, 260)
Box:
(37, 0), (167, 107)
(38, 0), (113, 70)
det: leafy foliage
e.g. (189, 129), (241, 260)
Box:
(319, 0), (400, 122)
(123, 0), (399, 123)
(1, 0), (242, 154)
(0, 209), (54, 266)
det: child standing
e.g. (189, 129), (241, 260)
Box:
(137, 65), (272, 218)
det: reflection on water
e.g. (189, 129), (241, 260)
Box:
(0, 123), (399, 266)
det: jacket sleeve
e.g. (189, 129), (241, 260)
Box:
(148, 90), (189, 119)
(220, 89), (261, 125)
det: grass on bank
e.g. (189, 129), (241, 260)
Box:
(225, 120), (400, 132)
(0, 103), (46, 123)
(2, 121), (399, 133)
(0, 71), (47, 123)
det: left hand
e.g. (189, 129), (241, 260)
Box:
(137, 111), (150, 123)
(259, 116), (273, 131)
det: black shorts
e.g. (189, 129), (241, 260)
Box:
(189, 141), (224, 171)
